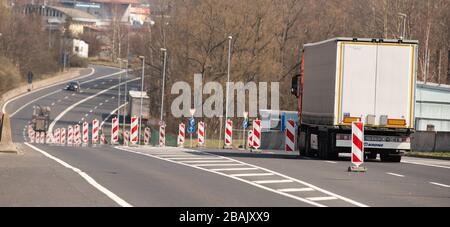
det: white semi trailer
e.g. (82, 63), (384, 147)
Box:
(291, 38), (418, 162)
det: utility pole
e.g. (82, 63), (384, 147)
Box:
(160, 48), (167, 122)
(224, 36), (232, 146)
(138, 56), (145, 145)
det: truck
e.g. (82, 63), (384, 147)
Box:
(32, 105), (51, 132)
(291, 37), (418, 162)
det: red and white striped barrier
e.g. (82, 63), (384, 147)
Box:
(225, 120), (233, 148)
(35, 132), (40, 144)
(351, 121), (364, 167)
(285, 120), (295, 152)
(159, 125), (165, 147)
(29, 128), (35, 143)
(100, 134), (105, 145)
(130, 116), (138, 145)
(54, 128), (60, 145)
(248, 130), (253, 149)
(144, 127), (151, 145)
(198, 121), (205, 146)
(252, 120), (262, 150)
(111, 117), (119, 144)
(74, 125), (80, 145)
(92, 119), (99, 144)
(178, 123), (185, 147)
(124, 130), (129, 146)
(46, 131), (53, 144)
(67, 125), (73, 146)
(82, 122), (89, 145)
(60, 128), (66, 145)
(40, 131), (45, 144)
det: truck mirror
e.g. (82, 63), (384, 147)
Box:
(291, 74), (300, 97)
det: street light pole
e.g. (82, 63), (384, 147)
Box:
(160, 48), (167, 122)
(138, 56), (145, 145)
(117, 59), (122, 135)
(224, 35), (233, 146)
(122, 30), (130, 135)
(398, 13), (407, 40)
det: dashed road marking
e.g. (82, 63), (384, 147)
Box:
(64, 96), (68, 99)
(402, 160), (450, 170)
(99, 103), (103, 106)
(386, 172), (405, 178)
(429, 182), (450, 188)
(89, 110), (93, 113)
(325, 161), (337, 164)
(51, 102), (55, 106)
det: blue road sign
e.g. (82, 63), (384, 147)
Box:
(188, 117), (196, 134)
(243, 120), (249, 129)
(280, 113), (286, 132)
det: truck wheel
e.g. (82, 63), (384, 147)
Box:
(367, 152), (377, 160)
(380, 152), (402, 163)
(318, 131), (338, 160)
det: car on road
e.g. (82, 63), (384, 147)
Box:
(65, 81), (80, 92)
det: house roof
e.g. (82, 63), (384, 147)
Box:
(51, 6), (98, 22)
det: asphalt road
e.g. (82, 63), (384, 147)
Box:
(2, 65), (449, 207)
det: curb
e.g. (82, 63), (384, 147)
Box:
(405, 154), (450, 161)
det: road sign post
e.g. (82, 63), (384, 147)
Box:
(242, 112), (249, 150)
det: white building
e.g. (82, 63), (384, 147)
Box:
(71, 38), (89, 58)
(415, 81), (450, 132)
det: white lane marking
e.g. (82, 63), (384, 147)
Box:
(115, 147), (325, 207)
(180, 160), (235, 164)
(167, 157), (225, 160)
(24, 143), (132, 207)
(111, 96), (115, 99)
(230, 173), (275, 177)
(89, 110), (93, 113)
(57, 100), (61, 102)
(193, 164), (246, 167)
(211, 168), (259, 171)
(85, 114), (89, 117)
(253, 180), (294, 184)
(105, 100), (109, 103)
(99, 102), (127, 128)
(429, 182), (450, 188)
(3, 68), (95, 115)
(64, 96), (68, 99)
(99, 103), (103, 106)
(402, 160), (450, 170)
(158, 154), (200, 158)
(51, 102), (55, 106)
(72, 93), (76, 96)
(386, 172), (405, 177)
(117, 147), (369, 207)
(325, 161), (337, 164)
(49, 78), (139, 132)
(307, 197), (338, 201)
(94, 106), (98, 109)
(278, 188), (314, 192)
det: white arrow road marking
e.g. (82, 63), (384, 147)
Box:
(49, 78), (139, 133)
(24, 143), (132, 207)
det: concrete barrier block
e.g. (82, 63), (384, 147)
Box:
(0, 113), (18, 153)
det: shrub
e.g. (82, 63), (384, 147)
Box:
(69, 55), (89, 68)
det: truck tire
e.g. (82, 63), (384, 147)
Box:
(318, 131), (338, 160)
(380, 152), (402, 163)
